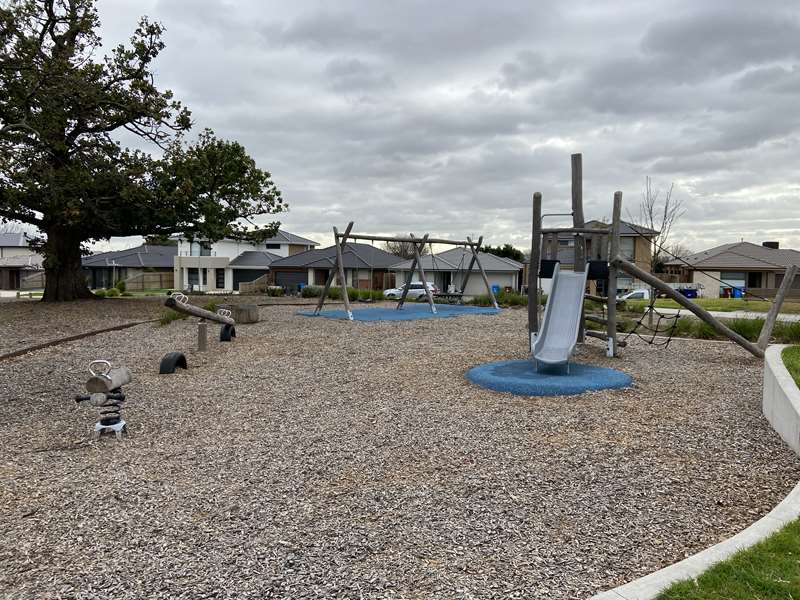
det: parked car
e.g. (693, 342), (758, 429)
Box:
(617, 289), (650, 301)
(383, 281), (438, 299)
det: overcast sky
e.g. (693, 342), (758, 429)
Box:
(95, 0), (800, 253)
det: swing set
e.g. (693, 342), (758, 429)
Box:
(313, 221), (500, 320)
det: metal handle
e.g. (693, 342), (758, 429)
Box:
(88, 360), (112, 377)
(217, 309), (232, 318)
(172, 292), (189, 306)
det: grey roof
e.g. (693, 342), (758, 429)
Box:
(0, 253), (43, 269)
(0, 232), (30, 247)
(265, 230), (319, 246)
(170, 229), (318, 247)
(82, 244), (177, 269)
(557, 220), (659, 238)
(270, 243), (399, 270)
(664, 241), (800, 271)
(391, 248), (523, 272)
(228, 250), (283, 269)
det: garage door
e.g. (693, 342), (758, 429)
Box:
(274, 270), (308, 289)
(233, 269), (270, 290)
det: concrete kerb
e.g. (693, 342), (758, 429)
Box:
(590, 344), (800, 600)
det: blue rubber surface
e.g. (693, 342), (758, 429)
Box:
(299, 303), (500, 321)
(466, 359), (632, 397)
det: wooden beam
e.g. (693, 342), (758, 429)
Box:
(337, 233), (471, 246)
(614, 256), (765, 358)
(334, 226), (353, 320)
(586, 330), (627, 347)
(468, 236), (499, 309)
(606, 192), (622, 357)
(315, 222), (353, 315)
(758, 264), (798, 349)
(396, 235), (424, 310)
(411, 234), (436, 313)
(165, 295), (235, 325)
(585, 314), (607, 325)
(459, 247), (478, 297)
(529, 192), (542, 349)
(572, 153), (586, 342)
(541, 227), (610, 235)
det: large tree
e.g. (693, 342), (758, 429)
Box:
(482, 243), (525, 262)
(629, 176), (685, 273)
(0, 1), (284, 300)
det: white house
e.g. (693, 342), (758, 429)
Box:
(173, 230), (319, 292)
(391, 248), (524, 296)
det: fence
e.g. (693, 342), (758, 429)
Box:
(123, 271), (174, 291)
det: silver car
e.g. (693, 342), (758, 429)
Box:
(383, 281), (438, 299)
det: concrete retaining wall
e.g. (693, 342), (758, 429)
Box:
(591, 344), (800, 599)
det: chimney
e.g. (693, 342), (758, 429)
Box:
(762, 241), (780, 250)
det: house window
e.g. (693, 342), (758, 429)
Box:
(620, 237), (635, 261)
(216, 268), (225, 289)
(187, 268), (199, 287)
(266, 243), (280, 249)
(558, 239), (573, 247)
(189, 242), (212, 256)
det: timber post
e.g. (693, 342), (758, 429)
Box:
(757, 264), (798, 349)
(607, 192), (622, 357)
(411, 234), (436, 314)
(315, 222), (353, 315)
(468, 236), (499, 309)
(614, 257), (765, 359)
(333, 226), (353, 320)
(572, 154), (586, 342)
(529, 192), (542, 351)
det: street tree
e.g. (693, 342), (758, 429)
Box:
(0, 0), (284, 300)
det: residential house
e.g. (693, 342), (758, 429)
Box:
(82, 244), (178, 290)
(172, 230), (319, 292)
(391, 248), (524, 296)
(664, 241), (800, 298)
(0, 232), (44, 290)
(532, 220), (659, 295)
(269, 243), (399, 290)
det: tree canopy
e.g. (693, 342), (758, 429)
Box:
(0, 0), (285, 300)
(482, 243), (525, 262)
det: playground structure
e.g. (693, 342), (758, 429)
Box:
(527, 154), (799, 363)
(158, 293), (239, 374)
(74, 359), (131, 440)
(313, 222), (500, 320)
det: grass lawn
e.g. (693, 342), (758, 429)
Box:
(783, 346), (800, 387)
(658, 518), (800, 599)
(626, 298), (800, 314)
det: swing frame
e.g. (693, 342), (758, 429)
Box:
(313, 222), (500, 320)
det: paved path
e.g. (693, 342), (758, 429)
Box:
(656, 307), (800, 322)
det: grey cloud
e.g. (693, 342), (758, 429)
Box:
(325, 58), (394, 94)
(94, 0), (800, 253)
(498, 51), (563, 90)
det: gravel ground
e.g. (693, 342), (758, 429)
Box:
(1, 303), (798, 599)
(0, 298), (164, 355)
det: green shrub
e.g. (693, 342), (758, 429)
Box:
(728, 318), (764, 342)
(93, 288), (107, 298)
(114, 279), (126, 293)
(202, 300), (219, 313)
(327, 287), (342, 300)
(773, 321), (800, 344)
(357, 289), (384, 301)
(694, 321), (718, 340)
(105, 287), (120, 297)
(300, 285), (322, 298)
(266, 286), (284, 297)
(159, 310), (187, 326)
(585, 319), (604, 331)
(121, 291), (134, 297)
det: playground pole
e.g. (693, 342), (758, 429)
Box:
(529, 192), (542, 351)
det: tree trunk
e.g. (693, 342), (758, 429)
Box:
(41, 227), (95, 302)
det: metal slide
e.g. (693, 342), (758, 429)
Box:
(532, 263), (588, 372)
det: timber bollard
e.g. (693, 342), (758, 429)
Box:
(75, 360), (132, 440)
